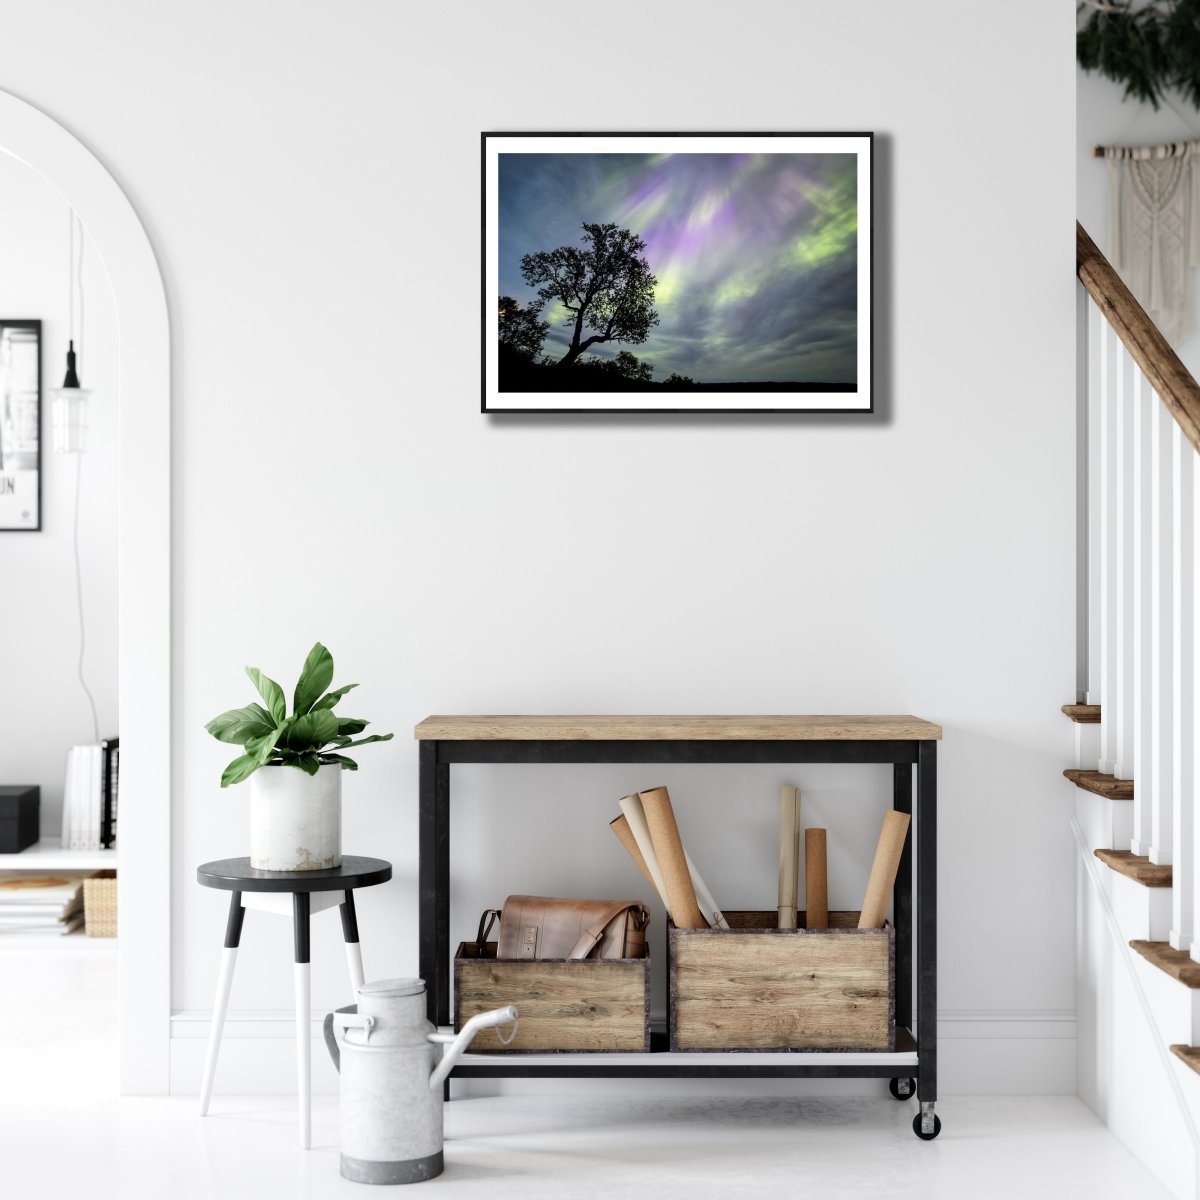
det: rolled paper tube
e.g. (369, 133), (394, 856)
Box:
(778, 785), (799, 929)
(805, 828), (828, 930)
(609, 813), (662, 899)
(638, 785), (708, 929)
(683, 848), (730, 930)
(617, 794), (672, 917)
(858, 810), (912, 929)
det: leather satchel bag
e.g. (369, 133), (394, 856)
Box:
(476, 895), (650, 961)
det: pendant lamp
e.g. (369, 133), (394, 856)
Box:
(51, 212), (92, 453)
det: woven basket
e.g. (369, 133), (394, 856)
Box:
(84, 870), (117, 938)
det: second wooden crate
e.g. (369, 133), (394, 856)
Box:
(454, 940), (650, 1052)
(669, 910), (894, 1051)
(84, 869), (118, 938)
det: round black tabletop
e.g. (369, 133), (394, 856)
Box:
(197, 856), (392, 893)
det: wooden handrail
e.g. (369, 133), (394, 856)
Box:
(1077, 221), (1200, 454)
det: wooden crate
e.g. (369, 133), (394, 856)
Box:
(669, 910), (894, 1051)
(454, 941), (650, 1053)
(84, 870), (117, 938)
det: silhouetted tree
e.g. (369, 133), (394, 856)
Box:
(498, 296), (549, 360)
(606, 350), (654, 383)
(663, 372), (695, 389)
(519, 223), (659, 367)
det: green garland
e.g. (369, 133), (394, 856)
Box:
(1078, 1), (1200, 109)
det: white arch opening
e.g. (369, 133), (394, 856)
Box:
(0, 89), (171, 1094)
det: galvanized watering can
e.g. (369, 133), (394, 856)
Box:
(324, 977), (517, 1185)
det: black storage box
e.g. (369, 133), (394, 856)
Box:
(0, 786), (39, 853)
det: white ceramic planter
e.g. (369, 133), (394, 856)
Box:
(249, 762), (342, 871)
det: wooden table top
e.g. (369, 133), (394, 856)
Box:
(413, 715), (942, 742)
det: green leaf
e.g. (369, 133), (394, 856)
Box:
(250, 726), (285, 765)
(320, 753), (360, 771)
(246, 666), (286, 724)
(312, 683), (358, 712)
(336, 733), (394, 751)
(336, 717), (369, 737)
(282, 708), (340, 753)
(205, 703), (275, 746)
(293, 753), (321, 776)
(220, 752), (262, 787)
(293, 643), (335, 716)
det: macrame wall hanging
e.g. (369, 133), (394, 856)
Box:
(1102, 141), (1200, 343)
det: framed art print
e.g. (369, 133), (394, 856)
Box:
(0, 320), (41, 529)
(482, 132), (872, 414)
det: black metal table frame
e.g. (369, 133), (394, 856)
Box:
(418, 737), (936, 1119)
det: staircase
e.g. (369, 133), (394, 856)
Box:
(1073, 224), (1200, 1200)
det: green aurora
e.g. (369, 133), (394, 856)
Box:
(498, 152), (858, 385)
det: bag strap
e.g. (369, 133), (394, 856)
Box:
(475, 908), (501, 948)
(566, 901), (650, 960)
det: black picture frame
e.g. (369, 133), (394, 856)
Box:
(482, 132), (873, 415)
(0, 319), (42, 530)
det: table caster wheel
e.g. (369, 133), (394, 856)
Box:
(889, 1077), (915, 1100)
(913, 1112), (942, 1140)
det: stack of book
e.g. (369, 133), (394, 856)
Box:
(61, 738), (119, 851)
(0, 872), (86, 935)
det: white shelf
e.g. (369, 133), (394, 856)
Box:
(0, 839), (118, 870)
(439, 1027), (919, 1069)
(0, 930), (116, 949)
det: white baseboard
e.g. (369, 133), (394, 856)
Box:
(169, 1009), (1076, 1097)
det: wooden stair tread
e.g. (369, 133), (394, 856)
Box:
(1064, 769), (1134, 799)
(1130, 941), (1200, 987)
(1170, 1045), (1200, 1075)
(1094, 849), (1172, 887)
(1062, 704), (1101, 724)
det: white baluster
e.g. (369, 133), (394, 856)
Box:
(1077, 286), (1092, 705)
(1099, 321), (1119, 775)
(1168, 424), (1194, 948)
(1114, 347), (1136, 780)
(1087, 299), (1103, 708)
(1149, 400), (1175, 863)
(1188, 442), (1200, 964)
(1131, 370), (1155, 855)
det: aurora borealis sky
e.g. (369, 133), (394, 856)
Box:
(498, 151), (859, 385)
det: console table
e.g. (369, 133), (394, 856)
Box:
(414, 715), (941, 1139)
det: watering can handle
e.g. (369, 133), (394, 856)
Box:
(322, 1012), (340, 1073)
(324, 1004), (373, 1072)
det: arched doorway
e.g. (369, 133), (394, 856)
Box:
(0, 89), (171, 1093)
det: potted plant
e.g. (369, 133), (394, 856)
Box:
(205, 642), (393, 871)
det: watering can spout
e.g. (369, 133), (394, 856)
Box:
(428, 1006), (518, 1090)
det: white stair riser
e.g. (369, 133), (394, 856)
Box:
(1074, 722), (1101, 771)
(1130, 953), (1200, 1046)
(1075, 790), (1134, 855)
(1107, 870), (1172, 942)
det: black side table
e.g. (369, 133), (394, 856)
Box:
(196, 855), (391, 1149)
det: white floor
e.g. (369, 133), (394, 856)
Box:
(0, 947), (1176, 1200)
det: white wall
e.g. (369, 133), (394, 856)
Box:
(1078, 69), (1200, 375)
(0, 0), (1075, 1094)
(0, 151), (117, 838)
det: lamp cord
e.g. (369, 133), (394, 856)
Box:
(67, 207), (73, 348)
(67, 208), (99, 744)
(75, 211), (84, 366)
(72, 452), (100, 745)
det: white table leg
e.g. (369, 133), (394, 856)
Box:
(339, 890), (365, 999)
(345, 940), (365, 994)
(199, 945), (238, 1115)
(200, 892), (245, 1116)
(295, 959), (311, 1149)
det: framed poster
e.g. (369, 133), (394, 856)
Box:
(0, 320), (41, 529)
(482, 132), (872, 414)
